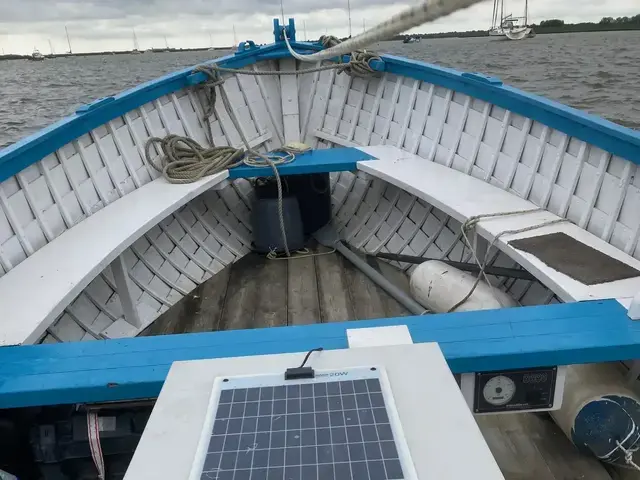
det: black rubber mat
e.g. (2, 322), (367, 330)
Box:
(508, 232), (640, 285)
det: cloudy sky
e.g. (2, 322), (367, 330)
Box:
(0, 0), (637, 54)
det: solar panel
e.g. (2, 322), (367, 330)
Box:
(194, 368), (413, 480)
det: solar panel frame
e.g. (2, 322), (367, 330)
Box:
(189, 367), (417, 480)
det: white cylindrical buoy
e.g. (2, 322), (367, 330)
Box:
(409, 260), (517, 312)
(551, 363), (640, 469)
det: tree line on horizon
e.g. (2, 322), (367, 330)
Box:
(393, 13), (640, 40)
(539, 15), (640, 27)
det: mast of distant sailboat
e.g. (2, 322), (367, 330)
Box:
(133, 28), (140, 52)
(65, 26), (72, 54)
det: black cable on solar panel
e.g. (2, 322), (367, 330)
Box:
(284, 347), (324, 380)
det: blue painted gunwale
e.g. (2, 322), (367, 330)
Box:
(0, 20), (639, 184)
(1, 299), (639, 409)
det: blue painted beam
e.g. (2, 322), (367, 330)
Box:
(0, 299), (638, 409)
(228, 147), (376, 178)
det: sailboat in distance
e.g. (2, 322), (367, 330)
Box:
(489, 0), (534, 40)
(131, 28), (142, 54)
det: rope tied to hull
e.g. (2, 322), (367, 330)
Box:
(616, 440), (640, 471)
(448, 208), (569, 312)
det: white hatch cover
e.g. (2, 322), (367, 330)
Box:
(124, 343), (504, 480)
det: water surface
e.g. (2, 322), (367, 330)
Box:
(0, 31), (638, 149)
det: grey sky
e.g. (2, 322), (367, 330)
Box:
(0, 0), (637, 54)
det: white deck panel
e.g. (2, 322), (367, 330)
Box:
(0, 171), (228, 346)
(357, 145), (640, 305)
(124, 344), (503, 480)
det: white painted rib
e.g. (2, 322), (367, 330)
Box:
(143, 233), (203, 284)
(106, 121), (143, 188)
(279, 58), (301, 143)
(123, 112), (158, 179)
(396, 80), (420, 149)
(157, 220), (217, 276)
(603, 161), (633, 242)
(353, 188), (401, 249)
(313, 69), (337, 148)
(370, 196), (417, 253)
(0, 245), (13, 271)
(579, 151), (610, 229)
(464, 102), (491, 175)
(446, 96), (471, 168)
(558, 142), (588, 217)
(173, 210), (232, 266)
(89, 130), (127, 197)
(170, 93), (199, 140)
(15, 171), (54, 241)
(502, 117), (532, 188)
(540, 134), (569, 208)
(427, 89), (452, 162)
(346, 79), (369, 144)
(72, 139), (111, 205)
(186, 204), (244, 257)
(65, 307), (106, 340)
(332, 172), (361, 221)
(484, 111), (512, 182)
(186, 89), (213, 144)
(379, 78), (402, 145)
(364, 74), (387, 146)
(54, 149), (93, 216)
(129, 243), (190, 295)
(0, 189), (34, 255)
(253, 64), (286, 144)
(37, 160), (75, 227)
(376, 201), (433, 256)
(410, 84), (434, 155)
(521, 125), (550, 198)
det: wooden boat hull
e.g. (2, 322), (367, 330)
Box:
(1, 18), (640, 478)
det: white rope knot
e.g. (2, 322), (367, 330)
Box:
(616, 440), (640, 471)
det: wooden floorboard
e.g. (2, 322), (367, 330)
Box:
(315, 251), (357, 322)
(144, 249), (615, 480)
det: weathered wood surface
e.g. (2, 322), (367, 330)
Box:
(144, 249), (618, 480)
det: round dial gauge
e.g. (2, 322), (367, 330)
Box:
(483, 375), (516, 406)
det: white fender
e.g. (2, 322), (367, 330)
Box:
(409, 260), (517, 313)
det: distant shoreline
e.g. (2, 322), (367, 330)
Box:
(0, 46), (231, 61)
(2, 22), (638, 61)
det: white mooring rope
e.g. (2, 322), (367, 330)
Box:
(283, 0), (488, 63)
(616, 440), (640, 471)
(450, 208), (569, 312)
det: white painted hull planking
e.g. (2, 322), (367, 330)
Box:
(0, 57), (639, 344)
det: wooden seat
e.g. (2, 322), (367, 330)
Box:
(0, 171), (229, 347)
(356, 145), (640, 309)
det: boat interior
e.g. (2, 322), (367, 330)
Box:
(1, 19), (640, 479)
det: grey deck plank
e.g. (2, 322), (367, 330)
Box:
(343, 255), (390, 320)
(140, 268), (231, 336)
(253, 255), (288, 328)
(476, 413), (613, 480)
(315, 251), (355, 322)
(287, 254), (321, 325)
(218, 254), (267, 331)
